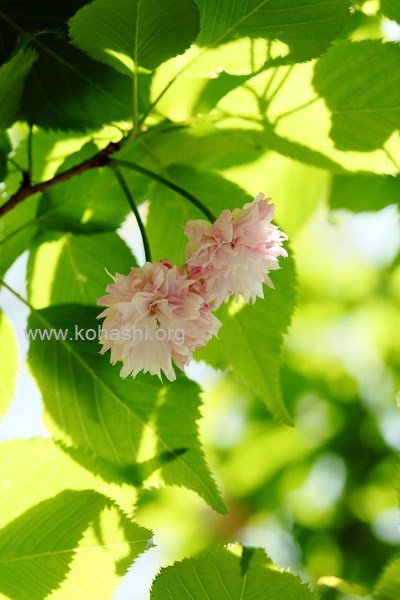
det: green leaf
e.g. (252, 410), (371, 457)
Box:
(313, 40), (400, 151)
(197, 0), (349, 60)
(0, 437), (150, 598)
(330, 174), (400, 212)
(0, 313), (18, 419)
(35, 141), (134, 234)
(0, 141), (139, 277)
(0, 438), (138, 524)
(69, 0), (200, 76)
(150, 0), (350, 98)
(0, 3), (134, 130)
(214, 60), (399, 174)
(27, 231), (137, 308)
(151, 66), (248, 121)
(381, 0), (400, 23)
(197, 254), (297, 424)
(35, 169), (133, 234)
(0, 132), (11, 180)
(0, 195), (40, 278)
(27, 305), (226, 513)
(0, 152), (5, 182)
(10, 123), (94, 183)
(0, 489), (149, 600)
(212, 149), (329, 236)
(0, 50), (36, 130)
(22, 36), (133, 130)
(196, 0), (350, 62)
(150, 547), (318, 599)
(117, 124), (264, 171)
(374, 554), (400, 600)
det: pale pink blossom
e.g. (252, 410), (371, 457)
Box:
(97, 260), (220, 381)
(184, 193), (288, 306)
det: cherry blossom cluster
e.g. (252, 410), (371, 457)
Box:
(97, 193), (288, 381)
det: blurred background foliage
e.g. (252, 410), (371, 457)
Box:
(133, 202), (400, 598)
(132, 3), (400, 594)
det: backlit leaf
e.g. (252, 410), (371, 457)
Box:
(195, 0), (351, 65)
(27, 305), (226, 513)
(69, 0), (200, 76)
(0, 489), (149, 600)
(313, 40), (400, 151)
(0, 313), (18, 419)
(329, 174), (400, 212)
(151, 547), (318, 599)
(27, 231), (136, 308)
(197, 254), (297, 423)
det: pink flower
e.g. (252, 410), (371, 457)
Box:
(97, 261), (221, 381)
(184, 193), (288, 306)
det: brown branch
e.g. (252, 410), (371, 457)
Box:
(0, 140), (121, 218)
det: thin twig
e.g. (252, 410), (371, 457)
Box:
(27, 123), (34, 182)
(6, 157), (25, 173)
(1, 140), (217, 224)
(265, 65), (294, 107)
(0, 279), (35, 311)
(112, 158), (216, 222)
(111, 164), (152, 262)
(384, 147), (400, 172)
(0, 141), (121, 218)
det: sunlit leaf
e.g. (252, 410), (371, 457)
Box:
(10, 124), (106, 182)
(27, 231), (136, 308)
(69, 0), (200, 76)
(150, 547), (318, 599)
(329, 174), (400, 212)
(0, 438), (138, 523)
(150, 0), (351, 112)
(313, 40), (400, 151)
(219, 150), (329, 236)
(0, 195), (40, 278)
(195, 0), (351, 65)
(0, 489), (149, 600)
(151, 66), (248, 121)
(0, 312), (18, 419)
(197, 254), (297, 423)
(0, 142), (139, 278)
(215, 60), (400, 174)
(35, 142), (131, 234)
(27, 305), (226, 513)
(117, 124), (264, 171)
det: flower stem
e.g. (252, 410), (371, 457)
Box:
(112, 158), (216, 222)
(7, 157), (25, 173)
(111, 164), (152, 262)
(0, 279), (35, 311)
(27, 123), (34, 182)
